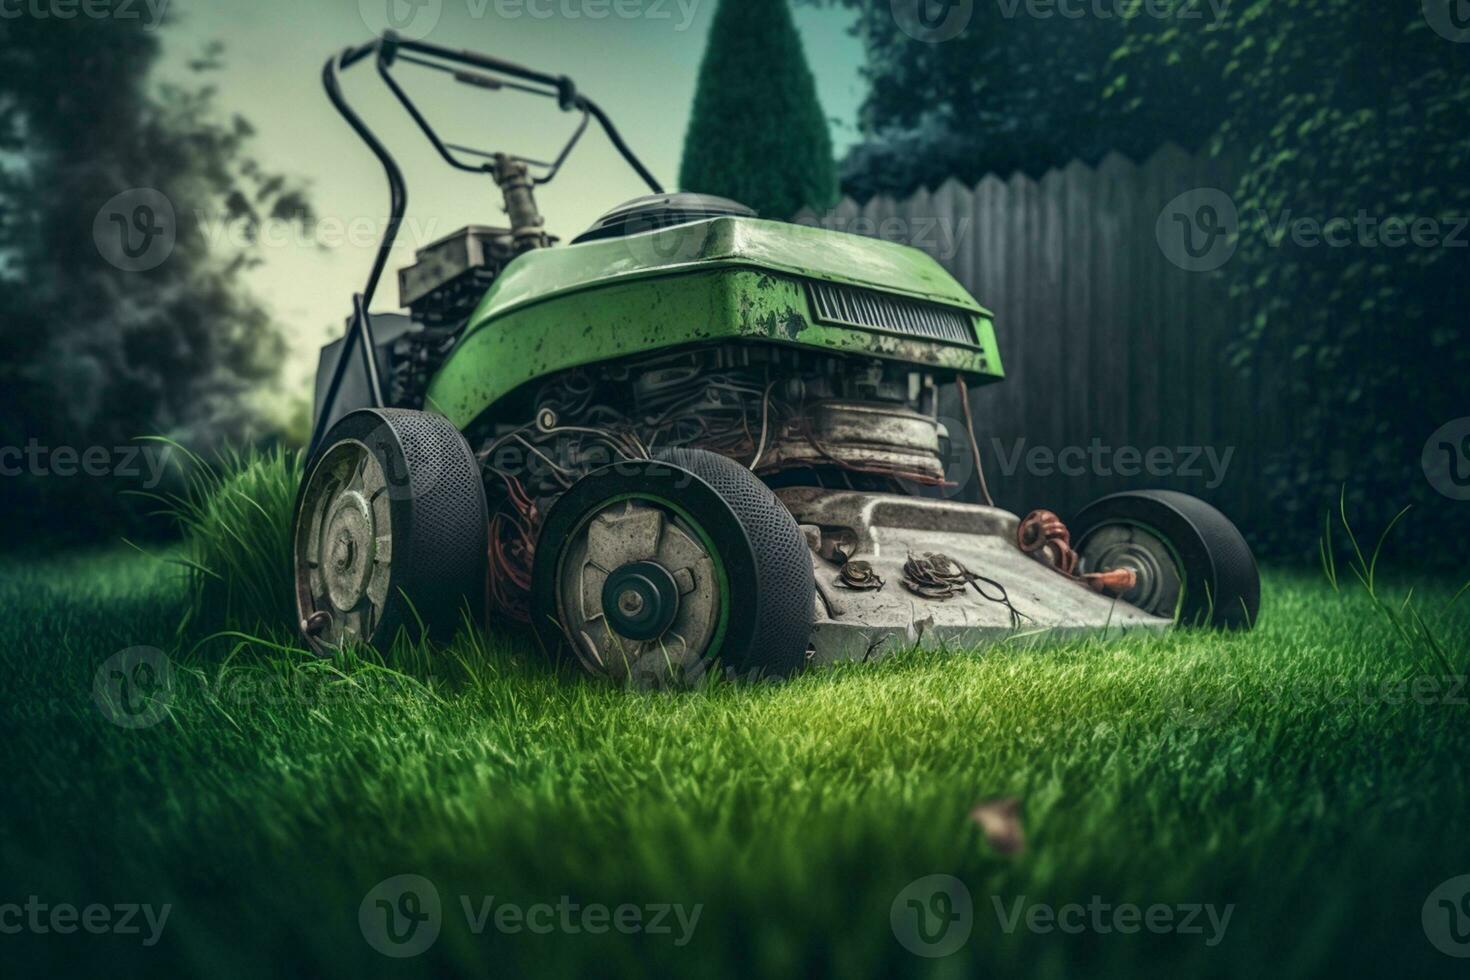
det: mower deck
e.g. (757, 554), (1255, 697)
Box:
(778, 488), (1172, 665)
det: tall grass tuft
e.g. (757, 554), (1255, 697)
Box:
(148, 440), (302, 642)
(1322, 486), (1467, 677)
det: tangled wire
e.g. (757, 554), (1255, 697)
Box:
(901, 552), (1027, 629)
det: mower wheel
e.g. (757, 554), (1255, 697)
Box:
(292, 408), (488, 653)
(1071, 490), (1260, 630)
(531, 447), (815, 685)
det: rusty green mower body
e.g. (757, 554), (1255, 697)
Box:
(295, 33), (1259, 684)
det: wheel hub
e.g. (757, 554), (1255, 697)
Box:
(601, 560), (680, 640)
(322, 490), (376, 611)
(294, 441), (394, 648)
(1078, 523), (1181, 617)
(554, 499), (719, 677)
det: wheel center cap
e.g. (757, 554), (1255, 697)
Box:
(332, 532), (356, 571)
(602, 561), (680, 641)
(322, 490), (376, 611)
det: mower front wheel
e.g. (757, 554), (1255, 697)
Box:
(292, 408), (489, 654)
(531, 447), (815, 685)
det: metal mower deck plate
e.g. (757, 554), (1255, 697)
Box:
(782, 489), (1171, 665)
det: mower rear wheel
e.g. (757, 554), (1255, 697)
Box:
(292, 408), (488, 653)
(1072, 489), (1259, 630)
(531, 448), (815, 685)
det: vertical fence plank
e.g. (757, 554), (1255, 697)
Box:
(1092, 152), (1137, 505)
(1062, 159), (1095, 514)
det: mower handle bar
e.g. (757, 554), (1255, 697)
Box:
(309, 32), (664, 453)
(334, 34), (663, 191)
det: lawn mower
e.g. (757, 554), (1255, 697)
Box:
(294, 33), (1260, 684)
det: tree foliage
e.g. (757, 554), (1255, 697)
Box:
(680, 0), (838, 218)
(0, 12), (311, 542)
(803, 0), (1224, 197)
(1111, 0), (1470, 557)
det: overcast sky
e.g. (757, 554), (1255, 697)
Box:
(158, 0), (866, 394)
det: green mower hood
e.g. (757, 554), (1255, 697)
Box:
(425, 216), (1002, 429)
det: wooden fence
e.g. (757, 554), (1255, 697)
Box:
(797, 144), (1275, 531)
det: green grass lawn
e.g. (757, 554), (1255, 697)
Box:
(4, 542), (1469, 978)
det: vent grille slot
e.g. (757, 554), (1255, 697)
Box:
(806, 281), (978, 347)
